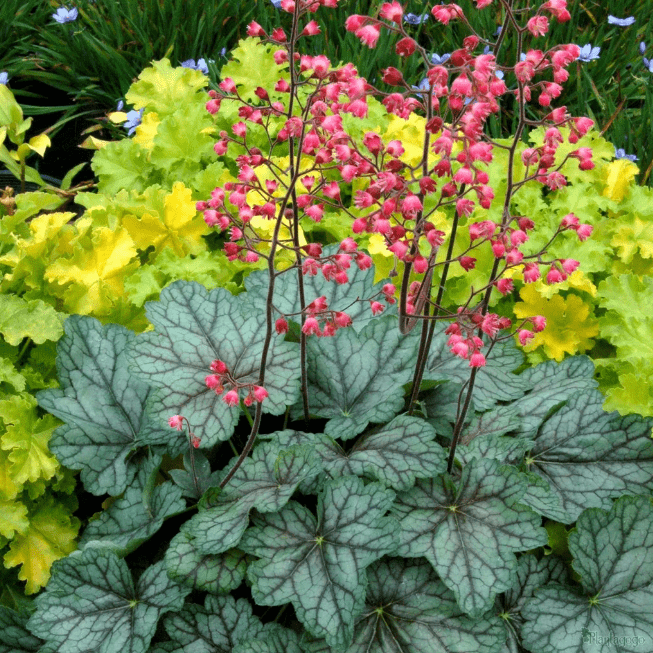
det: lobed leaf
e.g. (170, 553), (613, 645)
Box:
(36, 316), (168, 496)
(128, 281), (300, 452)
(240, 476), (399, 649)
(393, 458), (547, 617)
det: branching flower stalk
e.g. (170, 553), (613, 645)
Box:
(188, 0), (595, 490)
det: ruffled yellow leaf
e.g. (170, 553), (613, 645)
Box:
(602, 159), (638, 201)
(122, 181), (208, 256)
(531, 270), (597, 299)
(108, 111), (129, 124)
(0, 499), (28, 538)
(3, 499), (79, 593)
(611, 217), (653, 264)
(45, 226), (138, 315)
(367, 233), (392, 257)
(0, 449), (22, 500)
(0, 395), (60, 485)
(513, 284), (599, 361)
(383, 112), (428, 167)
(132, 111), (160, 150)
(24, 211), (75, 259)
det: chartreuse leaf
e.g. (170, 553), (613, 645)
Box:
(240, 476), (399, 649)
(188, 442), (320, 555)
(4, 495), (79, 594)
(0, 392), (60, 486)
(393, 458), (547, 617)
(496, 555), (569, 652)
(36, 316), (170, 496)
(423, 325), (525, 411)
(523, 389), (653, 523)
(0, 294), (64, 346)
(244, 244), (390, 332)
(0, 498), (28, 538)
(522, 496), (653, 653)
(300, 315), (419, 439)
(91, 138), (156, 196)
(0, 606), (42, 653)
(128, 281), (300, 451)
(305, 557), (504, 653)
(79, 455), (185, 555)
(27, 549), (190, 653)
(165, 524), (247, 594)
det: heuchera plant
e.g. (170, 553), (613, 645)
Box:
(6, 1), (653, 652)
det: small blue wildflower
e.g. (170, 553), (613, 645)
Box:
(483, 45), (491, 54)
(614, 147), (638, 162)
(577, 44), (601, 62)
(180, 58), (210, 74)
(270, 0), (282, 7)
(411, 78), (431, 94)
(640, 41), (647, 55)
(493, 25), (502, 37)
(495, 70), (504, 80)
(116, 100), (124, 111)
(643, 57), (653, 73)
(430, 53), (450, 65)
(123, 109), (143, 136)
(404, 13), (429, 25)
(0, 71), (8, 85)
(607, 15), (635, 27)
(220, 47), (227, 59)
(52, 6), (78, 23)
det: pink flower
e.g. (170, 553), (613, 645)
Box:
(223, 390), (239, 406)
(523, 263), (541, 283)
(560, 258), (580, 274)
(396, 37), (416, 57)
(577, 224), (593, 241)
(191, 435), (201, 448)
(546, 267), (565, 284)
(532, 315), (547, 332)
(380, 1), (403, 22)
(219, 77), (236, 93)
(431, 3), (463, 25)
(388, 241), (409, 259)
(334, 312), (352, 328)
(205, 374), (223, 391)
(496, 278), (514, 295)
(252, 386), (269, 402)
(168, 415), (184, 431)
(345, 14), (366, 31)
(370, 301), (385, 315)
(339, 237), (358, 253)
(301, 20), (321, 36)
(355, 252), (373, 270)
(386, 140), (404, 157)
(355, 24), (381, 48)
(302, 317), (321, 335)
(459, 256), (476, 271)
(518, 329), (534, 346)
(275, 318), (289, 334)
(469, 351), (486, 367)
(210, 360), (228, 374)
(527, 15), (549, 37)
(413, 255), (428, 274)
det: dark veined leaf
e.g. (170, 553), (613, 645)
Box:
(168, 449), (223, 500)
(303, 415), (446, 492)
(491, 356), (598, 438)
(420, 381), (475, 440)
(159, 594), (266, 652)
(36, 316), (169, 496)
(240, 475), (399, 649)
(244, 243), (389, 332)
(423, 326), (525, 411)
(234, 622), (303, 653)
(187, 443), (321, 556)
(305, 557), (505, 653)
(495, 555), (569, 652)
(165, 525), (247, 595)
(393, 458), (547, 617)
(0, 606), (42, 653)
(79, 455), (185, 555)
(523, 389), (653, 523)
(299, 315), (420, 439)
(27, 547), (190, 653)
(456, 434), (534, 467)
(522, 496), (653, 653)
(128, 281), (300, 452)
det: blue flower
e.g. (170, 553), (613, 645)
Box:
(640, 41), (647, 55)
(181, 58), (210, 74)
(411, 78), (431, 93)
(577, 44), (601, 62)
(614, 147), (638, 162)
(607, 15), (635, 27)
(270, 0), (282, 7)
(219, 47), (227, 59)
(116, 100), (124, 111)
(52, 6), (78, 23)
(430, 53), (450, 65)
(404, 13), (429, 25)
(123, 109), (143, 136)
(0, 71), (8, 85)
(643, 57), (653, 73)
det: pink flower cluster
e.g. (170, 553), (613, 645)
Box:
(192, 0), (596, 371)
(205, 359), (269, 407)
